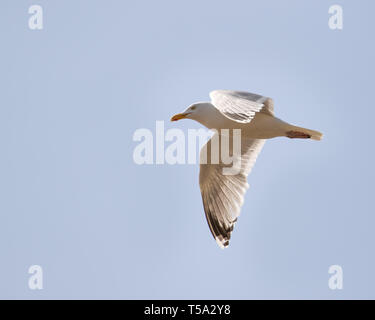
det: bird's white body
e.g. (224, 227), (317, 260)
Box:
(188, 102), (322, 140)
(190, 103), (290, 139)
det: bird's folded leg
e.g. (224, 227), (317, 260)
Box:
(286, 130), (311, 139)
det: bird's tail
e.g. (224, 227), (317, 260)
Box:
(286, 125), (323, 141)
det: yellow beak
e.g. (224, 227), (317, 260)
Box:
(170, 113), (187, 122)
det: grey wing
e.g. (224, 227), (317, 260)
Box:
(199, 133), (265, 248)
(209, 90), (274, 123)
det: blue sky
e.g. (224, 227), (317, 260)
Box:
(1, 0), (374, 299)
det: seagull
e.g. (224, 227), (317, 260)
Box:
(171, 90), (322, 248)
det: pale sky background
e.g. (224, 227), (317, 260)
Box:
(1, 0), (374, 299)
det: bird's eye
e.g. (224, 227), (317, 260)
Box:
(191, 106), (196, 110)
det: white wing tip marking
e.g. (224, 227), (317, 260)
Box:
(215, 237), (229, 249)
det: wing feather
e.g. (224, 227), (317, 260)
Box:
(199, 133), (265, 248)
(210, 90), (274, 123)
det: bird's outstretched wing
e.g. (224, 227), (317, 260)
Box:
(209, 90), (274, 123)
(199, 133), (265, 248)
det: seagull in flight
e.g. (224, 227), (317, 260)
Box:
(171, 90), (322, 248)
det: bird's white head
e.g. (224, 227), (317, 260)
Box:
(170, 102), (213, 122)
